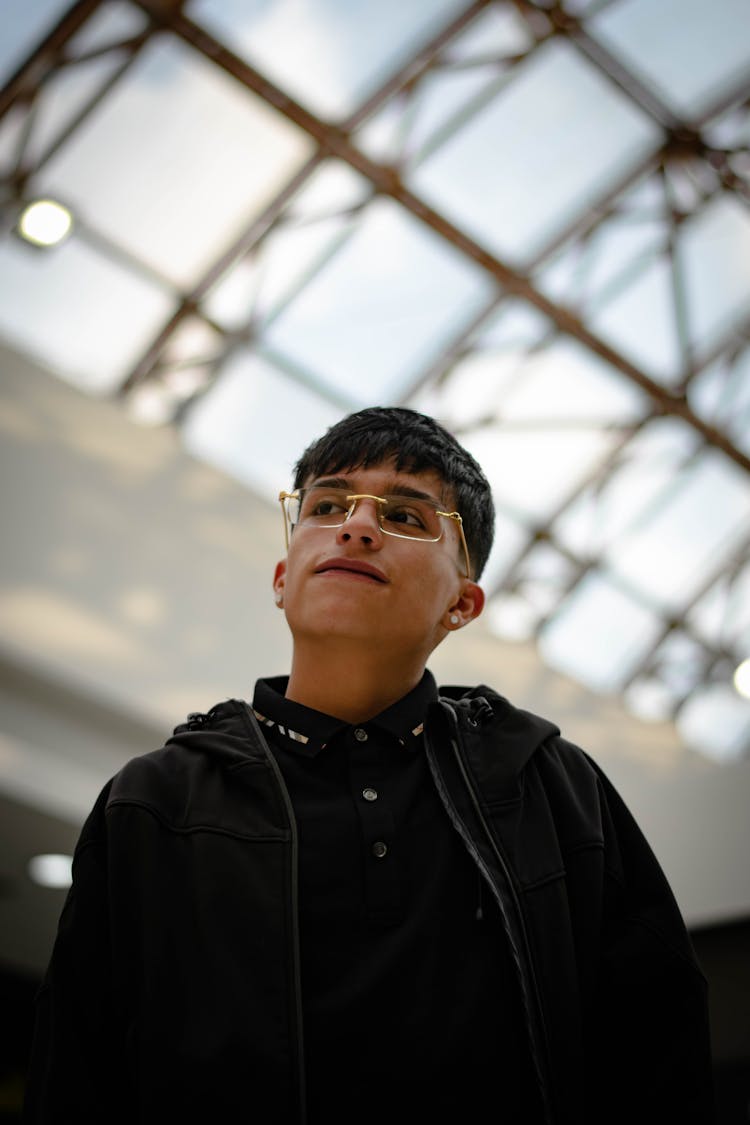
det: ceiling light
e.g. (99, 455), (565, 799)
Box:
(734, 658), (750, 700)
(28, 853), (73, 889)
(17, 199), (74, 248)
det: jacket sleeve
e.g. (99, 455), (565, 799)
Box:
(23, 782), (124, 1124)
(585, 758), (715, 1124)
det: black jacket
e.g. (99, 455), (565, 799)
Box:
(25, 686), (714, 1124)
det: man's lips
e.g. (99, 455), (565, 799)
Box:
(314, 557), (389, 583)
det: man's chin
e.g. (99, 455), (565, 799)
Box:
(290, 611), (403, 644)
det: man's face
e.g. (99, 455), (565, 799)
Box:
(273, 460), (484, 659)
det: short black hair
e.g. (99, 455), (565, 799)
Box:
(293, 407), (494, 580)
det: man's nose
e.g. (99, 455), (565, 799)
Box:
(336, 497), (383, 545)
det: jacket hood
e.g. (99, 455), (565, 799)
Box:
(435, 684), (559, 777)
(166, 700), (268, 765)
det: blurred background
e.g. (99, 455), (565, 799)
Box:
(1, 0), (749, 1119)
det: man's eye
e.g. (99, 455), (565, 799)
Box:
(385, 505), (425, 529)
(309, 496), (348, 517)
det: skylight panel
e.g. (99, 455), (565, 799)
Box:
(65, 1), (148, 54)
(263, 197), (494, 405)
(188, 0), (467, 120)
(407, 299), (550, 429)
(461, 422), (617, 524)
(472, 510), (529, 595)
(497, 338), (647, 424)
(687, 562), (750, 654)
(590, 0), (750, 121)
(409, 37), (661, 266)
(678, 194), (750, 356)
(285, 161), (371, 222)
(561, 0), (602, 14)
(536, 205), (666, 313)
(485, 543), (579, 642)
(587, 253), (682, 384)
(34, 35), (314, 288)
(181, 350), (344, 502)
(22, 52), (133, 169)
(623, 676), (681, 724)
(605, 450), (750, 611)
(412, 350), (526, 432)
(204, 212), (357, 330)
(539, 570), (663, 693)
(0, 235), (176, 393)
(689, 351), (750, 458)
(355, 3), (535, 170)
(677, 684), (750, 762)
(419, 327), (647, 436)
(0, 0), (72, 89)
(554, 418), (700, 556)
(203, 160), (371, 329)
(624, 630), (709, 722)
(448, 4), (534, 62)
(359, 67), (497, 169)
(18, 3), (149, 168)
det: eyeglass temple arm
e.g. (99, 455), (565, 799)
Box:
(438, 510), (472, 580)
(278, 490), (298, 550)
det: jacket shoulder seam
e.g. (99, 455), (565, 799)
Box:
(106, 796), (290, 843)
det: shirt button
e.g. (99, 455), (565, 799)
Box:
(371, 841), (388, 859)
(354, 728), (368, 742)
(362, 787), (378, 802)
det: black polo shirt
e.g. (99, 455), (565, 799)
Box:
(252, 672), (538, 1124)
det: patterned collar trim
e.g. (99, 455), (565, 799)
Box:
(254, 708), (424, 751)
(253, 709), (310, 745)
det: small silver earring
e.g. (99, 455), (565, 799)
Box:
(275, 592), (283, 606)
(450, 614), (459, 626)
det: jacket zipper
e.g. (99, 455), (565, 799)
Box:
(244, 708), (307, 1125)
(426, 701), (555, 1125)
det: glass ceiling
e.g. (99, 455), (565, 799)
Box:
(1, 0), (749, 762)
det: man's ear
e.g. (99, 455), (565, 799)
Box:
(445, 580), (485, 630)
(273, 560), (286, 606)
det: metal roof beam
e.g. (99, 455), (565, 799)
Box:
(137, 6), (750, 475)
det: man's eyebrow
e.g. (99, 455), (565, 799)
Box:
(310, 476), (350, 490)
(391, 484), (443, 506)
(310, 476), (444, 506)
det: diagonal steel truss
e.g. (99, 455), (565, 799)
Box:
(1, 0), (749, 734)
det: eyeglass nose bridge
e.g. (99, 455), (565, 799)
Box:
(339, 494), (389, 535)
(343, 493), (386, 516)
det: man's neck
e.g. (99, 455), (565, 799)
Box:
(284, 642), (427, 724)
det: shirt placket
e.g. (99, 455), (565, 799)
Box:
(347, 725), (404, 927)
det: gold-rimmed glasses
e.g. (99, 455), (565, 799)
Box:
(278, 487), (472, 579)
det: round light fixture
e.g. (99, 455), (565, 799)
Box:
(17, 199), (73, 247)
(28, 853), (73, 889)
(733, 657), (750, 701)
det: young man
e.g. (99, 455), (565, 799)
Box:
(26, 407), (713, 1124)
